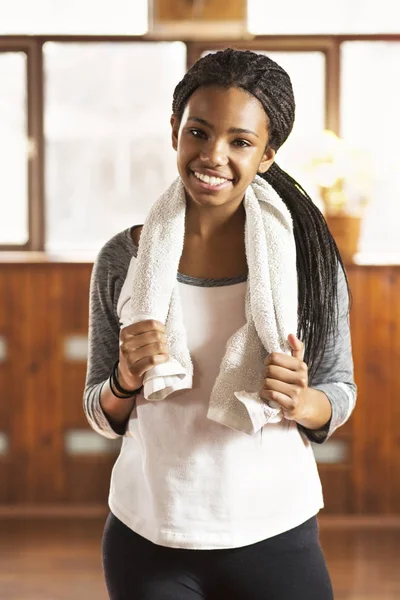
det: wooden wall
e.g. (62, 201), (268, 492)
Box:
(0, 260), (399, 514)
(153, 0), (246, 22)
(0, 261), (114, 507)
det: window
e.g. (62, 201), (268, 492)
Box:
(0, 51), (28, 246)
(0, 0), (148, 35)
(258, 51), (325, 196)
(341, 42), (400, 255)
(44, 42), (186, 251)
(1, 31), (400, 255)
(248, 0), (400, 35)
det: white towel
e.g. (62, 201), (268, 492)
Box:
(129, 175), (298, 435)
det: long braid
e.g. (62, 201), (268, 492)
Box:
(263, 163), (346, 377)
(172, 48), (350, 379)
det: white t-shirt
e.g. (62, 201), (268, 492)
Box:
(84, 228), (356, 550)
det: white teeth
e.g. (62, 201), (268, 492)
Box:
(193, 172), (229, 186)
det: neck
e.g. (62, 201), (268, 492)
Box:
(185, 195), (246, 239)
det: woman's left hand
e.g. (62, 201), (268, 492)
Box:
(260, 333), (309, 421)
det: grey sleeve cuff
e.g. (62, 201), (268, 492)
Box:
(84, 382), (128, 439)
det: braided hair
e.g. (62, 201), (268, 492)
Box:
(172, 48), (349, 379)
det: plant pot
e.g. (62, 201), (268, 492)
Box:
(325, 214), (362, 264)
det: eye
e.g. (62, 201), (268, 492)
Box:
(233, 139), (251, 148)
(189, 128), (207, 139)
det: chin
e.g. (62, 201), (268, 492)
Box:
(188, 191), (228, 208)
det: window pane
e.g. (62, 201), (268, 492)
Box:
(261, 52), (325, 188)
(0, 52), (28, 245)
(0, 335), (7, 362)
(248, 0), (400, 34)
(0, 432), (9, 456)
(65, 430), (121, 455)
(312, 439), (349, 464)
(0, 0), (147, 34)
(44, 42), (186, 252)
(341, 42), (400, 255)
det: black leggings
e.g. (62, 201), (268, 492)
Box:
(102, 513), (334, 600)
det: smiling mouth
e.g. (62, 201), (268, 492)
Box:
(192, 171), (232, 187)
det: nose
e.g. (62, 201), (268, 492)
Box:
(199, 139), (228, 167)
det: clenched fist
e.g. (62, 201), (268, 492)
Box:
(260, 333), (309, 421)
(118, 319), (170, 391)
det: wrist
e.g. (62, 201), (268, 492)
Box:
(109, 360), (143, 399)
(295, 388), (332, 430)
(100, 379), (136, 427)
(117, 361), (142, 392)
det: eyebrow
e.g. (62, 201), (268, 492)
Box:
(187, 116), (260, 138)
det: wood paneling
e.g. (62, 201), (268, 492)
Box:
(153, 0), (246, 22)
(392, 272), (400, 511)
(64, 456), (115, 504)
(346, 267), (400, 514)
(316, 266), (400, 514)
(0, 267), (11, 503)
(319, 465), (355, 514)
(0, 262), (116, 507)
(1, 261), (400, 513)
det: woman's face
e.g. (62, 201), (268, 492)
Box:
(171, 85), (275, 210)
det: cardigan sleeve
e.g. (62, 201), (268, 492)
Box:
(83, 230), (136, 439)
(299, 265), (357, 444)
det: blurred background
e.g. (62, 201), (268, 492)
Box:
(0, 1), (399, 599)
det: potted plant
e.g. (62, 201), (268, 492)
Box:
(306, 130), (371, 263)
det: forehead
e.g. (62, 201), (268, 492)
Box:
(182, 85), (269, 131)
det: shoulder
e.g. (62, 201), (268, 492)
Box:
(131, 225), (143, 250)
(89, 227), (143, 319)
(95, 227), (140, 272)
(91, 228), (141, 307)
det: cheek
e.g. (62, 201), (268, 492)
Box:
(175, 145), (194, 177)
(176, 137), (197, 160)
(237, 151), (265, 176)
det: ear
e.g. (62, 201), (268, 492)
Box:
(258, 147), (276, 174)
(170, 114), (180, 151)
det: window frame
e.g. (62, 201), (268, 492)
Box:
(0, 33), (399, 252)
(0, 37), (44, 250)
(187, 37), (340, 133)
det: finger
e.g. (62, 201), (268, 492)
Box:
(264, 352), (305, 371)
(266, 399), (280, 409)
(122, 330), (167, 351)
(264, 364), (307, 386)
(262, 378), (295, 400)
(260, 388), (297, 415)
(122, 320), (166, 337)
(133, 353), (170, 377)
(287, 333), (304, 361)
(123, 341), (169, 365)
(260, 382), (297, 412)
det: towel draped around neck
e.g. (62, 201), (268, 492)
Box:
(128, 175), (298, 435)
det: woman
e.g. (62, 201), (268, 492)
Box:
(84, 48), (356, 599)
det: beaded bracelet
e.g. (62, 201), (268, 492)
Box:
(109, 360), (143, 399)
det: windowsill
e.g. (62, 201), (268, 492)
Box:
(352, 252), (400, 266)
(1, 251), (400, 266)
(0, 251), (96, 264)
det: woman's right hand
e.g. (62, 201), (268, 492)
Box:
(118, 320), (170, 391)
